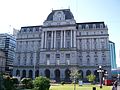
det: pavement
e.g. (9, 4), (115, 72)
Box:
(118, 86), (120, 90)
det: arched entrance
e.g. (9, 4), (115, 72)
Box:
(45, 69), (50, 78)
(54, 69), (60, 82)
(78, 70), (83, 80)
(86, 70), (91, 76)
(28, 70), (33, 79)
(65, 69), (71, 82)
(94, 70), (99, 82)
(35, 70), (39, 77)
(16, 70), (20, 76)
(22, 70), (26, 78)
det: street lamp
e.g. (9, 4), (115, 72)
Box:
(104, 71), (108, 80)
(97, 66), (104, 88)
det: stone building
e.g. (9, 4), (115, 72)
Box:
(0, 33), (16, 75)
(0, 50), (6, 73)
(13, 9), (111, 81)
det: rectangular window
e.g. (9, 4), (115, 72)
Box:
(67, 41), (70, 48)
(66, 54), (70, 59)
(46, 54), (50, 60)
(56, 54), (60, 59)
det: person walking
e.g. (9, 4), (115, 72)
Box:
(112, 80), (117, 90)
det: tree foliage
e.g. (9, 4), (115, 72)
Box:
(3, 75), (16, 90)
(21, 78), (33, 89)
(0, 73), (5, 90)
(33, 76), (50, 90)
(86, 74), (96, 84)
(70, 67), (82, 83)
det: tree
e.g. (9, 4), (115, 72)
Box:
(70, 67), (81, 90)
(70, 67), (81, 82)
(21, 78), (33, 89)
(0, 73), (5, 90)
(86, 74), (96, 84)
(3, 75), (16, 90)
(33, 76), (50, 90)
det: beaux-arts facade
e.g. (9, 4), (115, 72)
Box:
(13, 9), (111, 81)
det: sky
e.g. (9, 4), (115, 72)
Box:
(0, 0), (120, 67)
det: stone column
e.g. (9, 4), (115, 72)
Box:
(54, 31), (56, 48)
(41, 32), (44, 49)
(71, 30), (73, 47)
(73, 30), (76, 47)
(64, 30), (66, 48)
(44, 31), (47, 48)
(61, 31), (63, 48)
(51, 31), (53, 48)
(33, 52), (36, 79)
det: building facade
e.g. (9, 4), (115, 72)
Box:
(0, 33), (16, 75)
(0, 50), (6, 73)
(13, 9), (111, 81)
(109, 41), (117, 70)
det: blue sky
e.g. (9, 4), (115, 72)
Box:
(0, 0), (120, 66)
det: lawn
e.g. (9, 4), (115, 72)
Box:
(50, 84), (112, 90)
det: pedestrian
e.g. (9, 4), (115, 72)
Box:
(112, 80), (117, 90)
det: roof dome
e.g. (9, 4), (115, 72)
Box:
(46, 9), (74, 21)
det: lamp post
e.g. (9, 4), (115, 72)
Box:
(74, 76), (76, 90)
(97, 66), (104, 88)
(104, 71), (108, 80)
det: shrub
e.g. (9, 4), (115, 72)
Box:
(3, 75), (16, 90)
(33, 76), (50, 90)
(0, 74), (5, 90)
(61, 81), (65, 85)
(86, 74), (96, 84)
(11, 78), (19, 84)
(21, 78), (33, 89)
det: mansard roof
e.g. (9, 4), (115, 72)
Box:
(46, 9), (74, 21)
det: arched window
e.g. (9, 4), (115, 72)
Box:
(93, 24), (96, 29)
(78, 70), (83, 79)
(86, 70), (91, 76)
(45, 69), (50, 78)
(16, 70), (20, 76)
(54, 69), (60, 82)
(22, 70), (26, 78)
(100, 24), (103, 28)
(86, 24), (89, 29)
(35, 70), (39, 77)
(65, 69), (71, 82)
(28, 70), (33, 79)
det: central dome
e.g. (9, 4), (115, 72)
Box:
(46, 9), (74, 21)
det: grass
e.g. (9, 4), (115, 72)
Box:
(50, 84), (112, 90)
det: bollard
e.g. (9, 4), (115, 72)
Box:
(93, 87), (96, 90)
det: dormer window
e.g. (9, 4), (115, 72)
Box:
(23, 29), (27, 32)
(100, 24), (103, 28)
(86, 24), (89, 29)
(33, 27), (36, 32)
(79, 25), (82, 29)
(30, 28), (33, 32)
(93, 24), (96, 29)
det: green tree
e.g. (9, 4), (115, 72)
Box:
(86, 74), (96, 84)
(33, 76), (50, 90)
(0, 73), (5, 90)
(3, 75), (16, 90)
(70, 67), (81, 90)
(70, 67), (81, 82)
(21, 78), (33, 89)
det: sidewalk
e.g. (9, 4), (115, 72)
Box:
(117, 86), (120, 90)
